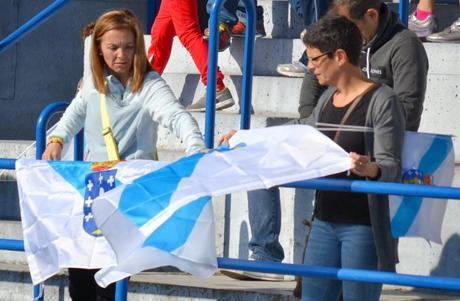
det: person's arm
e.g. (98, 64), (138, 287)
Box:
(42, 88), (88, 160)
(390, 36), (428, 131)
(144, 76), (205, 154)
(369, 91), (406, 182)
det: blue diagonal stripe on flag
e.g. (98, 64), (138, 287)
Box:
(48, 161), (92, 197)
(142, 196), (210, 252)
(391, 136), (452, 237)
(118, 152), (206, 228)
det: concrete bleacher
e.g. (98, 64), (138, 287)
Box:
(1, 0), (460, 299)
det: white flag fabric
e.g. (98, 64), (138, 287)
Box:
(390, 132), (455, 243)
(16, 159), (168, 284)
(92, 125), (351, 287)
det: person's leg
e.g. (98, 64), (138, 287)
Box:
(147, 0), (176, 75)
(68, 268), (97, 301)
(169, 0), (225, 90)
(426, 2), (460, 43)
(247, 187), (284, 262)
(301, 219), (342, 301)
(409, 0), (438, 38)
(338, 224), (382, 301)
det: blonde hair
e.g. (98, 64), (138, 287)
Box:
(90, 9), (151, 93)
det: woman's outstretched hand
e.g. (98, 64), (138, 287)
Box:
(216, 129), (237, 147)
(350, 152), (380, 179)
(42, 143), (62, 161)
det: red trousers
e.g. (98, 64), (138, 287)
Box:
(148, 0), (225, 90)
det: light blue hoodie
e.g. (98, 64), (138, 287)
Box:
(51, 71), (204, 161)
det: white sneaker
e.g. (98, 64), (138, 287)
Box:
(276, 61), (308, 78)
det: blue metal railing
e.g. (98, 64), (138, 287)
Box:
(204, 0), (256, 147)
(0, 0), (71, 55)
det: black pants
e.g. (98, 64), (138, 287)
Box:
(68, 268), (116, 301)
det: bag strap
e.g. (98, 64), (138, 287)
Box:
(99, 89), (121, 161)
(333, 83), (379, 142)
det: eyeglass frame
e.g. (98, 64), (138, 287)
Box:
(307, 51), (333, 65)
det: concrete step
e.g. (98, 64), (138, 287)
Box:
(162, 73), (302, 116)
(160, 38), (460, 77)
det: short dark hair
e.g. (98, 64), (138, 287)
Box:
(332, 0), (381, 20)
(302, 15), (362, 66)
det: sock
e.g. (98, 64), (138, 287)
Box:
(416, 8), (433, 21)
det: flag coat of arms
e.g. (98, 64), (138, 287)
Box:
(390, 132), (455, 243)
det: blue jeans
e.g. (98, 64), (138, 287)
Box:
(247, 187), (284, 261)
(206, 0), (260, 26)
(291, 0), (332, 65)
(301, 219), (382, 301)
(288, 0), (333, 27)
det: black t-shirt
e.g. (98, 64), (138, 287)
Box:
(314, 91), (373, 225)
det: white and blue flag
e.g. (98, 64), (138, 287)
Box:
(16, 159), (167, 284)
(91, 125), (352, 287)
(390, 132), (455, 243)
(17, 125), (351, 286)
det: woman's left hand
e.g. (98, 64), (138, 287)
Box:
(350, 152), (380, 179)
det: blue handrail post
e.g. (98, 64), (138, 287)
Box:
(205, 0), (256, 147)
(399, 0), (409, 26)
(115, 278), (129, 301)
(35, 101), (69, 159)
(239, 0), (256, 130)
(0, 0), (71, 55)
(204, 0), (224, 148)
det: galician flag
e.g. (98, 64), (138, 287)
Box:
(16, 159), (168, 284)
(390, 132), (455, 243)
(17, 125), (351, 286)
(91, 125), (352, 287)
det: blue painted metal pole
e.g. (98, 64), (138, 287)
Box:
(399, 0), (409, 26)
(74, 130), (84, 161)
(239, 0), (256, 130)
(0, 239), (24, 251)
(115, 279), (129, 301)
(205, 0), (225, 148)
(35, 101), (69, 159)
(0, 158), (15, 169)
(218, 258), (460, 291)
(285, 178), (460, 200)
(0, 0), (70, 55)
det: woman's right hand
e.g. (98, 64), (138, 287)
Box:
(216, 129), (237, 147)
(42, 143), (62, 160)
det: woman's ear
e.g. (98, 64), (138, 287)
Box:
(335, 49), (348, 66)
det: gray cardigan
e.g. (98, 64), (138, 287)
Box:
(294, 84), (405, 271)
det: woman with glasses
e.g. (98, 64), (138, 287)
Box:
(299, 15), (405, 301)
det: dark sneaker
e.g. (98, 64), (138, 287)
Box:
(231, 21), (266, 38)
(204, 23), (231, 52)
(187, 87), (235, 112)
(276, 61), (308, 77)
(426, 17), (460, 43)
(408, 11), (438, 38)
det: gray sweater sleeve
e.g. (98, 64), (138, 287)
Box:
(390, 36), (428, 131)
(49, 89), (87, 143)
(368, 88), (405, 182)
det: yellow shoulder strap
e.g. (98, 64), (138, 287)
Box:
(99, 90), (120, 161)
